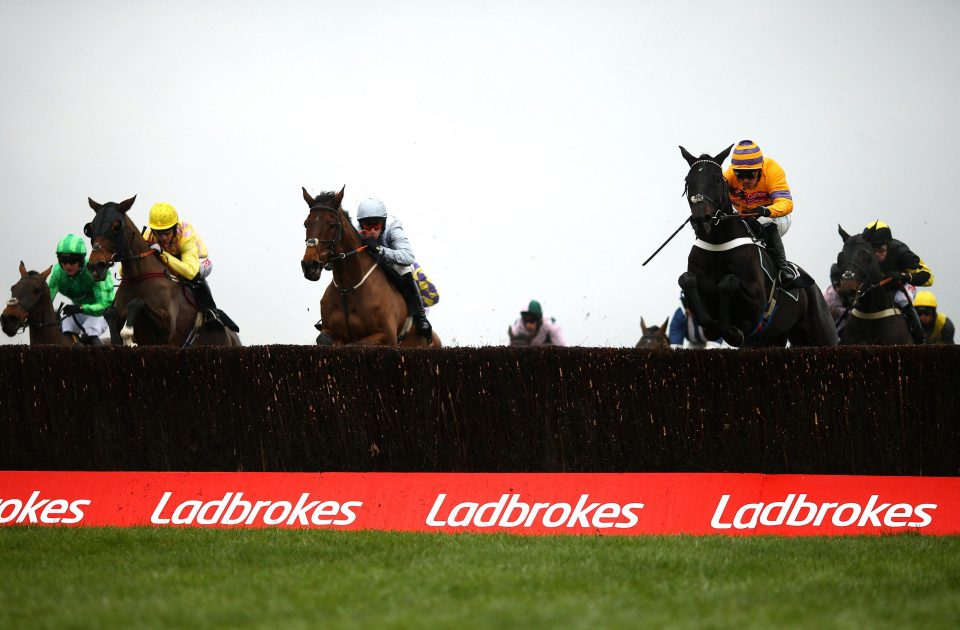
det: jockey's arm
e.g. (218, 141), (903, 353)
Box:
(544, 319), (567, 346)
(82, 277), (116, 316)
(892, 242), (932, 286)
(160, 234), (201, 279)
(379, 221), (416, 266)
(764, 161), (793, 218)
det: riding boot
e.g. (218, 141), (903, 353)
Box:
(190, 277), (224, 331)
(762, 224), (797, 288)
(902, 303), (926, 344)
(401, 272), (433, 342)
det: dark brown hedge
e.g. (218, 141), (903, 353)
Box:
(0, 345), (957, 475)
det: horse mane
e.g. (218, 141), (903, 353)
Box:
(26, 270), (40, 277)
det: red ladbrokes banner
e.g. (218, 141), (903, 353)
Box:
(1, 472), (958, 536)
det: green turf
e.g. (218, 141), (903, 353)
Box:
(0, 528), (957, 629)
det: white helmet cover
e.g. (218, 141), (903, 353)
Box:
(357, 198), (388, 221)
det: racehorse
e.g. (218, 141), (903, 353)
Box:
(676, 145), (838, 347)
(636, 317), (670, 349)
(834, 226), (914, 345)
(1, 262), (65, 345)
(85, 196), (241, 347)
(301, 187), (441, 347)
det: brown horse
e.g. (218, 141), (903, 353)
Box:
(85, 196), (241, 347)
(1, 262), (66, 345)
(300, 187), (440, 347)
(636, 317), (670, 349)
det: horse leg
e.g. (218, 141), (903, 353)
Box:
(678, 272), (716, 326)
(716, 274), (745, 347)
(122, 299), (144, 347)
(103, 306), (122, 346)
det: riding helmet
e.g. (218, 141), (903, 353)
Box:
(148, 202), (180, 231)
(357, 198), (388, 221)
(731, 140), (764, 170)
(914, 291), (937, 309)
(56, 234), (87, 256)
(862, 220), (892, 248)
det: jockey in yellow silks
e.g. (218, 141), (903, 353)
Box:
(143, 202), (236, 332)
(723, 140), (797, 287)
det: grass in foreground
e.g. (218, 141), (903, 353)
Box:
(0, 528), (958, 629)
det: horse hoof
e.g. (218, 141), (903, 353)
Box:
(316, 332), (333, 346)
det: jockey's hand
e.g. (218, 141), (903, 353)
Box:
(149, 243), (162, 255)
(889, 271), (912, 284)
(62, 304), (83, 317)
(361, 237), (380, 253)
(754, 206), (772, 217)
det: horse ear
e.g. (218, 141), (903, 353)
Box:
(334, 186), (345, 207)
(89, 197), (102, 212)
(715, 144), (734, 165)
(40, 266), (53, 280)
(19, 261), (27, 277)
(302, 187), (314, 207)
(118, 195), (136, 213)
(661, 318), (669, 331)
(640, 317), (648, 333)
(679, 146), (697, 166)
(838, 225), (850, 242)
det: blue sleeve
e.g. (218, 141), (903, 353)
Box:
(669, 308), (686, 344)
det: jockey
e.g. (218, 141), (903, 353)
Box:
(48, 233), (115, 344)
(509, 300), (567, 346)
(669, 292), (707, 348)
(914, 291), (954, 345)
(822, 263), (851, 332)
(356, 198), (433, 342)
(723, 140), (797, 287)
(862, 220), (932, 344)
(143, 202), (236, 332)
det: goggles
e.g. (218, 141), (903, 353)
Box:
(57, 254), (84, 265)
(734, 169), (760, 180)
(359, 221), (384, 231)
(522, 316), (541, 325)
(916, 307), (936, 317)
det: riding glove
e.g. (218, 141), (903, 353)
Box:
(755, 206), (772, 217)
(62, 304), (83, 317)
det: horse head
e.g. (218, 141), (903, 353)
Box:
(2, 262), (54, 336)
(679, 144), (734, 239)
(836, 225), (885, 309)
(301, 186), (349, 281)
(637, 316), (670, 349)
(84, 195), (139, 281)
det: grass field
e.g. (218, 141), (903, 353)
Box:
(1, 528), (958, 629)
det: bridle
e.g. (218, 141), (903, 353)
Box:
(87, 218), (159, 281)
(838, 247), (893, 309)
(4, 283), (63, 333)
(303, 204), (376, 343)
(684, 159), (735, 227)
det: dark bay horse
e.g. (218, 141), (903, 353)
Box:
(835, 226), (914, 345)
(85, 196), (241, 347)
(676, 145), (838, 347)
(301, 187), (441, 347)
(1, 262), (65, 345)
(637, 317), (670, 349)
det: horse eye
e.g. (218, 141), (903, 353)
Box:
(83, 223), (93, 237)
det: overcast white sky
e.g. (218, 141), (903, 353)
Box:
(3, 0), (958, 346)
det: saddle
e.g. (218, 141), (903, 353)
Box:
(744, 220), (815, 290)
